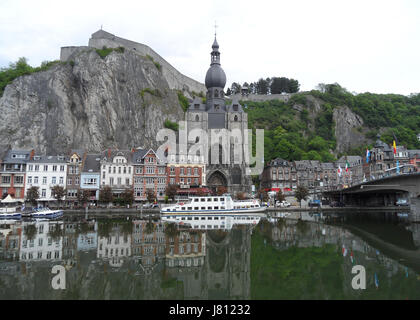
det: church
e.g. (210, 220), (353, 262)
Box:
(183, 36), (252, 196)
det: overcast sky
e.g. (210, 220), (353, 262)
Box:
(1, 0), (419, 95)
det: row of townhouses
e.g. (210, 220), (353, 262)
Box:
(261, 137), (420, 195)
(0, 145), (206, 204)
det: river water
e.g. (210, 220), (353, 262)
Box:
(0, 210), (419, 300)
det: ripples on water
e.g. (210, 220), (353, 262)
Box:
(0, 211), (419, 300)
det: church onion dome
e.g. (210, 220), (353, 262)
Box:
(205, 36), (226, 89)
(205, 65), (226, 89)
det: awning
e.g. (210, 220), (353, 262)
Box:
(1, 194), (23, 203)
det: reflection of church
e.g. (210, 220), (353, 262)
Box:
(184, 36), (252, 195)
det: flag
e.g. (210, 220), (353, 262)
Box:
(345, 160), (350, 173)
(337, 165), (342, 177)
(350, 250), (354, 264)
(366, 149), (370, 163)
(374, 273), (379, 288)
(342, 244), (347, 257)
(396, 160), (400, 174)
(393, 140), (397, 155)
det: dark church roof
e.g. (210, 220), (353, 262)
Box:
(205, 36), (226, 89)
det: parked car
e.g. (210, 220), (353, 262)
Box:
(308, 199), (321, 207)
(143, 203), (159, 209)
(276, 200), (291, 207)
(395, 199), (409, 206)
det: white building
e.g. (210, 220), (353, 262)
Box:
(25, 155), (67, 203)
(100, 149), (133, 197)
(20, 221), (63, 261)
(97, 231), (131, 268)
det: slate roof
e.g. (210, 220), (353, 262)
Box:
(2, 149), (33, 164)
(29, 155), (67, 163)
(82, 154), (101, 173)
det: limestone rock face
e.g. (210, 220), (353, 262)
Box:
(333, 105), (367, 154)
(0, 49), (191, 154)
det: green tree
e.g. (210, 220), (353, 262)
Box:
(146, 188), (155, 203)
(294, 186), (309, 208)
(256, 78), (269, 94)
(165, 184), (177, 201)
(99, 185), (113, 204)
(51, 185), (66, 207)
(26, 186), (39, 206)
(77, 188), (90, 206)
(121, 188), (134, 205)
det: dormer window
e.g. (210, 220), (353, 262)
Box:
(194, 104), (200, 109)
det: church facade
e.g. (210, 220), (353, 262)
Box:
(183, 37), (252, 196)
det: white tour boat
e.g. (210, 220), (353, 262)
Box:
(161, 194), (266, 215)
(162, 212), (265, 230)
(161, 194), (266, 229)
(0, 195), (23, 220)
(31, 207), (63, 219)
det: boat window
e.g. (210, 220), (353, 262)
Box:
(200, 198), (205, 202)
(220, 198), (224, 201)
(208, 217), (212, 220)
(201, 225), (205, 229)
(194, 198), (199, 202)
(247, 217), (251, 220)
(221, 207), (225, 209)
(181, 207), (185, 210)
(214, 206), (219, 210)
(194, 207), (199, 210)
(201, 207), (205, 210)
(188, 207), (192, 210)
(207, 225), (212, 229)
(207, 198), (211, 202)
(207, 207), (212, 210)
(213, 198), (218, 201)
(201, 217), (205, 220)
(187, 217), (192, 220)
(214, 217), (219, 220)
(221, 217), (225, 220)
(251, 205), (254, 208)
(181, 217), (185, 220)
(194, 217), (199, 220)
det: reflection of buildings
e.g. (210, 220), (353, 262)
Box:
(97, 226), (131, 268)
(132, 220), (166, 272)
(0, 221), (21, 261)
(77, 224), (98, 251)
(165, 230), (206, 268)
(20, 221), (63, 261)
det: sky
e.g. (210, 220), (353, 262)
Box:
(0, 0), (419, 95)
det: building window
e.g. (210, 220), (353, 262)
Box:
(35, 165), (39, 171)
(1, 176), (10, 184)
(44, 165), (48, 171)
(52, 177), (56, 184)
(41, 189), (46, 198)
(75, 177), (79, 185)
(52, 165), (57, 172)
(28, 176), (32, 184)
(34, 176), (38, 184)
(42, 177), (47, 185)
(60, 165), (64, 172)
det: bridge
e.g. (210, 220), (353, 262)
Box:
(324, 172), (420, 207)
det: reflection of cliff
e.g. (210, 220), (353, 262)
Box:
(252, 219), (420, 299)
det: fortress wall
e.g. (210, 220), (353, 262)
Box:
(88, 35), (206, 95)
(60, 46), (89, 61)
(229, 93), (292, 102)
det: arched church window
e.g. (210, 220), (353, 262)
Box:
(195, 136), (200, 143)
(234, 115), (238, 122)
(214, 90), (219, 98)
(195, 115), (199, 121)
(232, 167), (241, 185)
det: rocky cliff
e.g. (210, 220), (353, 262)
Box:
(0, 46), (200, 154)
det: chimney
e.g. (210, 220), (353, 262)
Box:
(29, 149), (35, 160)
(108, 148), (111, 159)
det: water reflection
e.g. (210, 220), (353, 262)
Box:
(0, 212), (419, 300)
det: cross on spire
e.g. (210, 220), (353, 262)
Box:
(214, 21), (218, 38)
